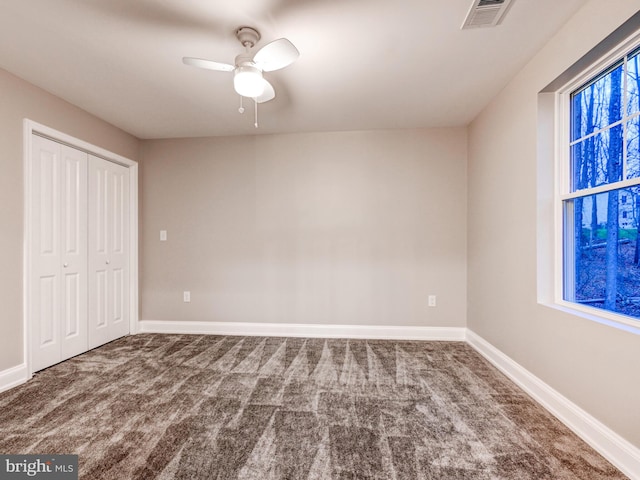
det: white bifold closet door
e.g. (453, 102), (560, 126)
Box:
(31, 136), (88, 372)
(87, 155), (130, 349)
(30, 135), (130, 372)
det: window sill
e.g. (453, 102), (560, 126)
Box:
(541, 301), (640, 335)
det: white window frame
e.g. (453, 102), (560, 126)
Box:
(553, 31), (640, 333)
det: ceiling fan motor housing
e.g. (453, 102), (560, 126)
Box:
(234, 52), (254, 66)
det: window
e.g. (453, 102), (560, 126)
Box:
(562, 45), (640, 322)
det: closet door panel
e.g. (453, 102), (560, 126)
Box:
(109, 162), (130, 340)
(31, 136), (61, 371)
(30, 136), (88, 371)
(88, 160), (110, 348)
(88, 156), (129, 349)
(59, 145), (88, 360)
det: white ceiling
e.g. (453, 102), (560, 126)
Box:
(0, 0), (587, 139)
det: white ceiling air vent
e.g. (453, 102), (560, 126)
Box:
(462, 0), (514, 29)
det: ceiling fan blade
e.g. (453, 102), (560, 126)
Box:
(253, 38), (299, 72)
(182, 57), (234, 72)
(254, 80), (275, 103)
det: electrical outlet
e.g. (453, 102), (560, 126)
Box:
(160, 230), (167, 241)
(183, 291), (191, 303)
(428, 295), (437, 307)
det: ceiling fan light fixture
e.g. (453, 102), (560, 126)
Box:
(233, 65), (265, 98)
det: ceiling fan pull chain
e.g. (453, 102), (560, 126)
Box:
(254, 100), (259, 128)
(238, 96), (245, 114)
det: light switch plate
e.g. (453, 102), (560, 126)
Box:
(160, 230), (167, 241)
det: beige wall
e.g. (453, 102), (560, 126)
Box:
(139, 129), (467, 327)
(467, 0), (640, 447)
(0, 68), (139, 372)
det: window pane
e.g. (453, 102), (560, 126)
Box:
(564, 187), (640, 319)
(571, 63), (623, 141)
(570, 124), (623, 191)
(627, 49), (640, 116)
(627, 116), (640, 180)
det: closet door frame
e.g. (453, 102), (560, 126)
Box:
(23, 119), (139, 377)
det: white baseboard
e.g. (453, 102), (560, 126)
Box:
(138, 320), (466, 341)
(466, 330), (640, 480)
(0, 363), (30, 393)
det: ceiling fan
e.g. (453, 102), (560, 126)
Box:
(183, 27), (299, 104)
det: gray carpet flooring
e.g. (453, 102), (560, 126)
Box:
(0, 334), (627, 479)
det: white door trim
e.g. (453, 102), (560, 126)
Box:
(23, 119), (139, 377)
